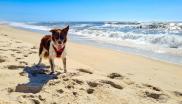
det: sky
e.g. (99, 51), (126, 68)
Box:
(0, 0), (182, 22)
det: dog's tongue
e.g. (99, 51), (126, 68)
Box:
(57, 45), (63, 50)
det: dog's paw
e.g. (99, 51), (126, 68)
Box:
(49, 72), (55, 75)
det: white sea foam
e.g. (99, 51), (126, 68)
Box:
(6, 21), (182, 57)
(8, 22), (51, 31)
(70, 28), (182, 49)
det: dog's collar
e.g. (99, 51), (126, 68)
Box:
(52, 45), (65, 57)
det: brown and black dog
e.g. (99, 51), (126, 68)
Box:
(37, 26), (69, 74)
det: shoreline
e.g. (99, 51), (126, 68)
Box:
(0, 24), (182, 104)
(6, 23), (182, 65)
(1, 24), (182, 68)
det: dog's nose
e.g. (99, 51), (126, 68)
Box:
(58, 41), (62, 44)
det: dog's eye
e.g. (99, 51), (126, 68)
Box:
(55, 35), (59, 39)
(60, 36), (64, 40)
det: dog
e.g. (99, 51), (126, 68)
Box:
(37, 26), (69, 74)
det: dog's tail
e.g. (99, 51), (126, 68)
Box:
(39, 42), (49, 58)
(39, 35), (51, 58)
(39, 42), (43, 56)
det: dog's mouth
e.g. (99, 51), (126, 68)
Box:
(57, 44), (64, 50)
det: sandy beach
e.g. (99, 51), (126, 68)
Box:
(0, 24), (182, 104)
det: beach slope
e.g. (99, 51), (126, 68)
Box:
(0, 25), (181, 104)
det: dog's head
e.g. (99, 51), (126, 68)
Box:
(50, 26), (69, 50)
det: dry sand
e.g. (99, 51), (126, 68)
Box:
(0, 25), (182, 104)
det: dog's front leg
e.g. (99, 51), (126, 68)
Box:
(37, 57), (42, 65)
(49, 58), (55, 74)
(63, 58), (67, 73)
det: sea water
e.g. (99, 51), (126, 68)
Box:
(4, 21), (182, 64)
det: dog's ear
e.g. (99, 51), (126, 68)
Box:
(49, 29), (56, 33)
(62, 25), (69, 33)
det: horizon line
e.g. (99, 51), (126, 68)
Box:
(1, 20), (182, 23)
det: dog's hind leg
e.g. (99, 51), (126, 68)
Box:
(37, 43), (44, 65)
(49, 58), (55, 74)
(63, 57), (67, 73)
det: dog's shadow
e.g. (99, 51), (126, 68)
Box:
(15, 64), (60, 94)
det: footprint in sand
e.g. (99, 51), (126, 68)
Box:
(144, 91), (169, 103)
(143, 84), (161, 92)
(99, 80), (123, 90)
(65, 84), (74, 89)
(30, 99), (40, 104)
(28, 51), (38, 54)
(173, 91), (182, 97)
(107, 72), (124, 79)
(31, 46), (37, 49)
(6, 65), (24, 70)
(72, 91), (78, 96)
(10, 54), (15, 57)
(15, 41), (22, 43)
(137, 83), (168, 103)
(19, 71), (27, 76)
(87, 88), (94, 94)
(10, 49), (19, 52)
(0, 49), (7, 51)
(38, 95), (46, 101)
(77, 68), (93, 74)
(72, 79), (84, 85)
(18, 95), (42, 104)
(4, 87), (14, 93)
(23, 54), (28, 57)
(87, 81), (99, 87)
(57, 89), (64, 94)
(16, 51), (22, 54)
(16, 57), (22, 61)
(0, 57), (6, 63)
(107, 72), (135, 85)
(0, 33), (8, 36)
(48, 80), (61, 86)
(19, 61), (28, 65)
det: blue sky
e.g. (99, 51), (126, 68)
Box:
(0, 0), (182, 22)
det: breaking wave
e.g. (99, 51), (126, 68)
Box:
(7, 21), (182, 49)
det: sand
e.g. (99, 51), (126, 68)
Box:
(0, 25), (182, 104)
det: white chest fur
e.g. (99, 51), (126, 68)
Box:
(49, 41), (66, 59)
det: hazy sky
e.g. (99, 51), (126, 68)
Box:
(0, 0), (182, 22)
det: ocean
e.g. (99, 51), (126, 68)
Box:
(3, 21), (182, 64)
